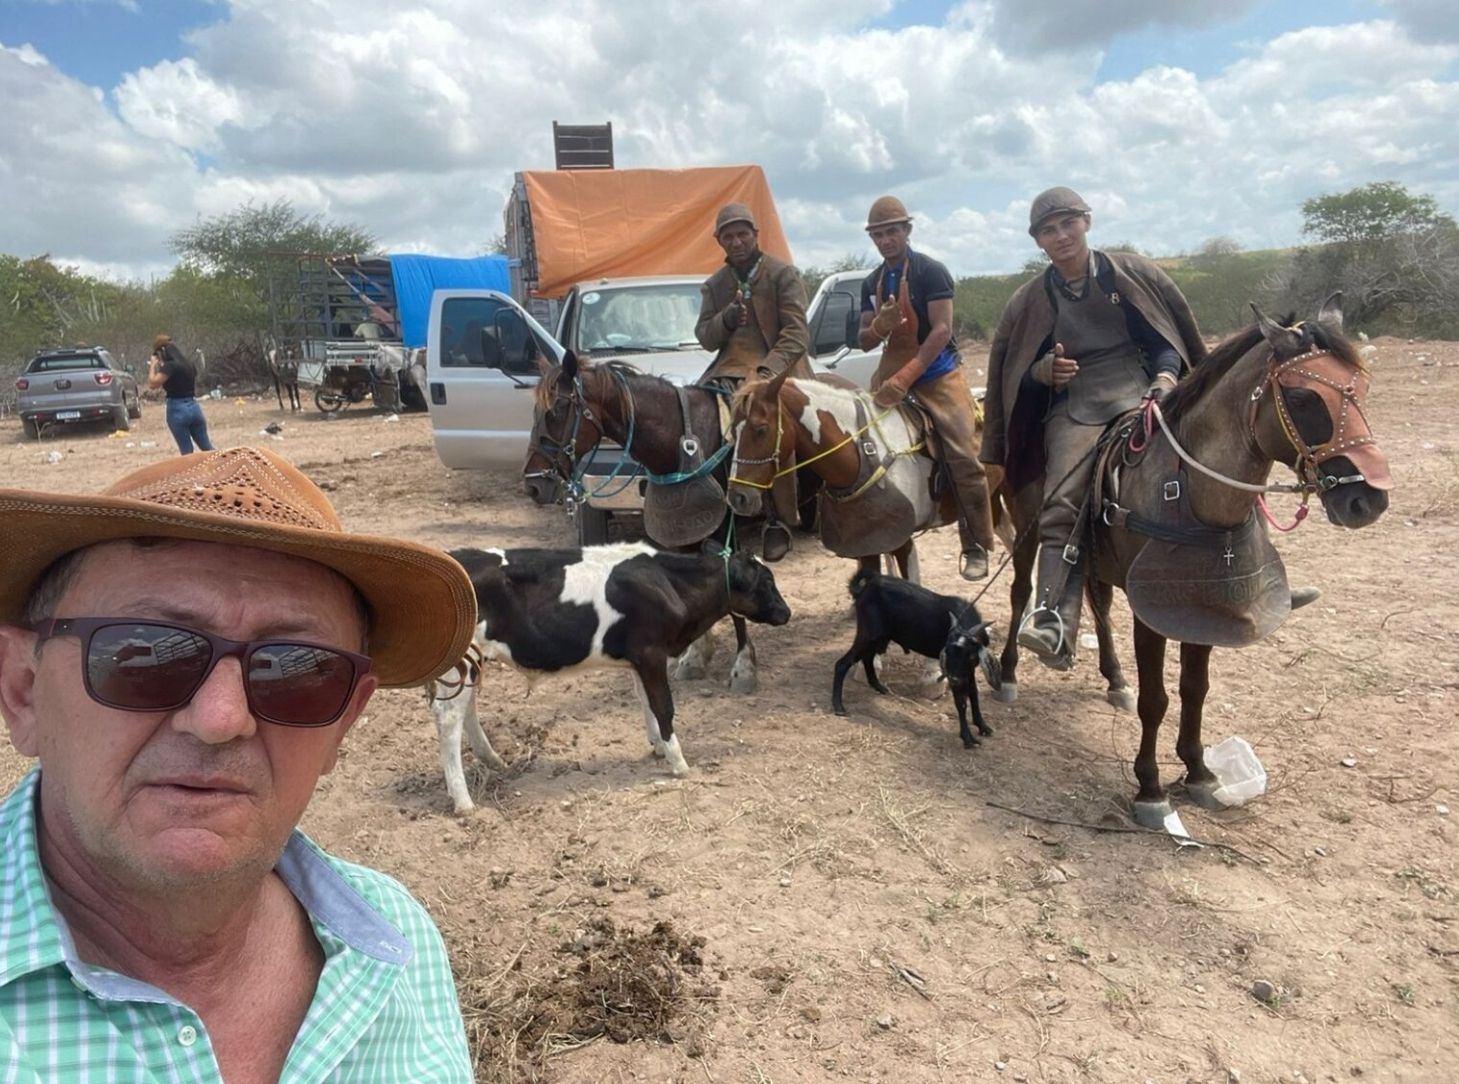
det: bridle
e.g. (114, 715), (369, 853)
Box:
(1129, 340), (1380, 501)
(527, 369), (641, 503)
(1253, 346), (1378, 494)
(727, 394), (786, 491)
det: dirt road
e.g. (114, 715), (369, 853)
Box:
(1, 339), (1455, 1083)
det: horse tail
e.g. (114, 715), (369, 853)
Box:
(848, 568), (876, 599)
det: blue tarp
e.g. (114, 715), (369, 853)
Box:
(388, 254), (510, 348)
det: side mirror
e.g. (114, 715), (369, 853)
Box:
(493, 309), (534, 373)
(844, 309), (861, 351)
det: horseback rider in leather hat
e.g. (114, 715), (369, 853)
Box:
(696, 202), (815, 557)
(857, 196), (996, 581)
(982, 187), (1207, 668)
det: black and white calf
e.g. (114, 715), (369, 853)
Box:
(430, 542), (791, 812)
(832, 571), (1001, 750)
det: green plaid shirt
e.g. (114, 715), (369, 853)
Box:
(0, 771), (473, 1082)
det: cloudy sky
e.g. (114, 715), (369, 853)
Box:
(2, 0), (1457, 281)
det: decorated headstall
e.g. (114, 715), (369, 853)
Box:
(527, 372), (603, 494)
(1251, 331), (1393, 496)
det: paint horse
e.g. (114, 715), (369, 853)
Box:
(1088, 293), (1390, 826)
(525, 353), (785, 694)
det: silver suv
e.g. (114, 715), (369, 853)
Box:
(16, 347), (141, 438)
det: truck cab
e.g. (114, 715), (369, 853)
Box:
(424, 270), (881, 541)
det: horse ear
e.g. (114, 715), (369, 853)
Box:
(561, 350), (580, 381)
(765, 365), (792, 396)
(1251, 303), (1303, 356)
(1316, 291), (1345, 337)
(535, 350), (557, 379)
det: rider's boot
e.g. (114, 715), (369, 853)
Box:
(1017, 544), (1084, 670)
(1290, 585), (1322, 610)
(762, 521), (793, 563)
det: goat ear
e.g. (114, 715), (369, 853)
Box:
(948, 613), (958, 633)
(1251, 303), (1303, 356)
(1316, 291), (1344, 337)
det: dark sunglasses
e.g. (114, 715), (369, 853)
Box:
(34, 617), (373, 728)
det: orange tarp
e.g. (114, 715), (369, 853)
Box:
(522, 165), (791, 298)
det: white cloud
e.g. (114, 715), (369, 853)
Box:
(1, 6), (1457, 283)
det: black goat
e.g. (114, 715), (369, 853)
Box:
(832, 570), (1002, 749)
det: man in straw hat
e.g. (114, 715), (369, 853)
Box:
(857, 195), (996, 580)
(0, 447), (475, 1080)
(696, 201), (815, 556)
(981, 186), (1207, 669)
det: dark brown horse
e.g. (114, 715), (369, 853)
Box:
(1089, 294), (1391, 826)
(524, 353), (772, 693)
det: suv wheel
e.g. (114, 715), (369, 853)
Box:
(112, 405), (131, 432)
(127, 393), (142, 419)
(22, 417), (40, 440)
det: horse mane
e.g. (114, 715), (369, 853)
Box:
(532, 356), (646, 410)
(1158, 324), (1267, 423)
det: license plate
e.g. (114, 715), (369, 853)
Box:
(56, 411), (82, 420)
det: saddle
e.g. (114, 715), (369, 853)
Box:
(817, 394), (934, 558)
(642, 385), (730, 548)
(1097, 424), (1292, 647)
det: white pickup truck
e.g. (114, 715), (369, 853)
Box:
(424, 270), (882, 540)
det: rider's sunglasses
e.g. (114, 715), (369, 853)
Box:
(33, 617), (372, 728)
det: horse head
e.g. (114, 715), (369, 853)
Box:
(523, 350), (600, 504)
(726, 367), (792, 517)
(1249, 293), (1392, 529)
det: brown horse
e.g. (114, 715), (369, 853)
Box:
(524, 353), (776, 693)
(1089, 293), (1391, 826)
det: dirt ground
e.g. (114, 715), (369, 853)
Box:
(0, 338), (1455, 1084)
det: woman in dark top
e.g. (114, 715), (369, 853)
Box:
(148, 334), (215, 454)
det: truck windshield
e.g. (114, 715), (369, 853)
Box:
(575, 283), (702, 353)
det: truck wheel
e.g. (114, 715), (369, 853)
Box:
(315, 389), (347, 413)
(128, 393), (142, 419)
(22, 418), (39, 440)
(112, 405), (131, 432)
(576, 504), (611, 546)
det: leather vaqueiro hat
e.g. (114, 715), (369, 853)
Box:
(0, 446), (477, 688)
(865, 195), (912, 231)
(714, 202), (758, 236)
(1028, 186), (1091, 236)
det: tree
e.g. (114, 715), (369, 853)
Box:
(1301, 181), (1456, 244)
(483, 233), (508, 256)
(1197, 236), (1243, 258)
(171, 199), (376, 283)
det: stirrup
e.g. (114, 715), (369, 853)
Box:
(1017, 605), (1073, 668)
(960, 545), (989, 581)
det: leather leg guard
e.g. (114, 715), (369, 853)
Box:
(1017, 544), (1084, 670)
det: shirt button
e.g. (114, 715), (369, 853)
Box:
(178, 1025), (197, 1047)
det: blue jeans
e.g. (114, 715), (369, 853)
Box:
(165, 398), (215, 454)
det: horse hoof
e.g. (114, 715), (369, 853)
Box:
(1185, 779), (1226, 811)
(729, 673), (758, 695)
(991, 682), (1018, 704)
(1132, 799), (1174, 831)
(673, 662), (707, 682)
(1105, 687), (1136, 712)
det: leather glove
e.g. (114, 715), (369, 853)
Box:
(1143, 372), (1178, 403)
(723, 302), (747, 330)
(873, 375), (910, 409)
(869, 298), (905, 340)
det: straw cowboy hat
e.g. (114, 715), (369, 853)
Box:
(0, 446), (476, 687)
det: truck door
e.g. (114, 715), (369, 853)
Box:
(426, 290), (563, 471)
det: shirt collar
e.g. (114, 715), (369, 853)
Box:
(0, 769), (411, 996)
